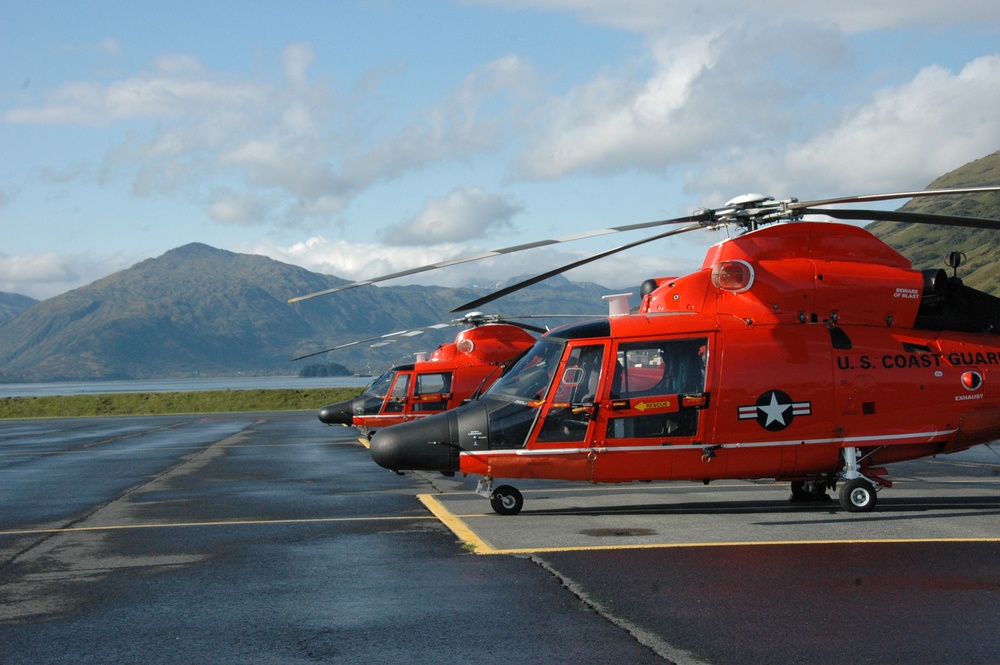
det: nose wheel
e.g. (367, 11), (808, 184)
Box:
(477, 478), (524, 515)
(490, 485), (524, 515)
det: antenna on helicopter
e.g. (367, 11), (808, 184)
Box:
(947, 251), (967, 279)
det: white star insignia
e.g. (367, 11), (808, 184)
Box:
(758, 392), (791, 427)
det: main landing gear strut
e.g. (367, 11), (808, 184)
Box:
(837, 445), (883, 512)
(790, 447), (885, 512)
(477, 477), (524, 515)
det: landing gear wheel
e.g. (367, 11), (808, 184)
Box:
(490, 485), (523, 516)
(839, 478), (877, 513)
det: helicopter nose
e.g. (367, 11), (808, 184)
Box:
(370, 412), (459, 472)
(317, 400), (355, 425)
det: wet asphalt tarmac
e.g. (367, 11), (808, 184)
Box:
(2, 412), (1000, 664)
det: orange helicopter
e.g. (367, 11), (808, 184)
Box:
(292, 312), (583, 436)
(299, 186), (1000, 514)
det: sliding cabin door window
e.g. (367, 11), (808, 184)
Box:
(606, 338), (707, 439)
(413, 372), (452, 412)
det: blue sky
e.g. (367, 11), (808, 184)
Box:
(3, 1), (1000, 300)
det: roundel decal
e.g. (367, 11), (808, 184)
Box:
(738, 389), (812, 432)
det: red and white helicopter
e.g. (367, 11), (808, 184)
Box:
(309, 187), (1000, 514)
(291, 312), (586, 437)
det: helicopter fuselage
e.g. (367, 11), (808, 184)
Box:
(369, 221), (1000, 511)
(318, 323), (536, 433)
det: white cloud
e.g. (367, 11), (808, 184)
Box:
(500, 7), (1000, 204)
(0, 251), (137, 300)
(691, 55), (1000, 198)
(784, 56), (1000, 191)
(342, 55), (539, 185)
(4, 47), (539, 230)
(207, 188), (270, 225)
(282, 43), (315, 87)
(4, 45), (351, 225)
(4, 59), (266, 126)
(508, 23), (846, 183)
(97, 38), (121, 55)
(475, 0), (1000, 34)
(510, 32), (721, 179)
(249, 236), (473, 285)
(380, 187), (522, 246)
(60, 37), (121, 56)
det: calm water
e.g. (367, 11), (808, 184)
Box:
(0, 376), (373, 398)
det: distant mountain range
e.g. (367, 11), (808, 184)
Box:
(0, 292), (37, 326)
(0, 244), (619, 382)
(1, 150), (998, 383)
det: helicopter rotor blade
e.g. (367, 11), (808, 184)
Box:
(456, 312), (602, 333)
(802, 207), (1000, 230)
(788, 185), (1000, 212)
(495, 314), (609, 333)
(288, 186), (1000, 306)
(498, 320), (548, 334)
(451, 222), (706, 313)
(288, 324), (450, 362)
(288, 212), (711, 303)
(288, 311), (590, 361)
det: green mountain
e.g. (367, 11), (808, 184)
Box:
(0, 292), (37, 325)
(0, 243), (617, 382)
(866, 150), (1000, 294)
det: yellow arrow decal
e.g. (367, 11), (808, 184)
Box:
(634, 400), (672, 412)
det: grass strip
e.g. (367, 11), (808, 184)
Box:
(0, 388), (363, 419)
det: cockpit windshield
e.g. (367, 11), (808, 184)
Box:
(485, 339), (564, 402)
(364, 371), (396, 399)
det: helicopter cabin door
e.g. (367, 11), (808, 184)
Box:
(410, 371), (453, 413)
(531, 343), (608, 445)
(380, 370), (455, 422)
(591, 337), (710, 482)
(380, 371), (411, 415)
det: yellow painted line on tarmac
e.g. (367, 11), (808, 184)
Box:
(423, 507), (1000, 556)
(415, 489), (1000, 556)
(472, 536), (1000, 556)
(418, 494), (499, 554)
(0, 514), (436, 537)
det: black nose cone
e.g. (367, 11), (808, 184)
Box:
(370, 413), (458, 472)
(318, 400), (355, 425)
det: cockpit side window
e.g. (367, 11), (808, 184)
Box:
(536, 344), (606, 443)
(383, 374), (410, 413)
